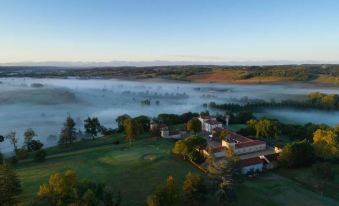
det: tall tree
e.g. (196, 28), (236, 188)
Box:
(0, 163), (21, 205)
(24, 128), (37, 148)
(156, 176), (179, 206)
(84, 117), (102, 140)
(207, 148), (237, 206)
(182, 172), (207, 206)
(116, 114), (131, 132)
(313, 128), (339, 160)
(134, 115), (150, 133)
(59, 116), (76, 145)
(186, 118), (202, 134)
(5, 132), (18, 153)
(123, 118), (140, 145)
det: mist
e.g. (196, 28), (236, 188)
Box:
(0, 78), (338, 152)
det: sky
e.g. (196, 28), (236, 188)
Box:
(1, 0), (339, 65)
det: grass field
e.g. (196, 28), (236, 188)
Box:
(236, 172), (339, 206)
(15, 136), (201, 206)
(14, 134), (339, 206)
(275, 164), (339, 202)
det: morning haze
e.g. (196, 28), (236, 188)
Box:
(0, 1), (338, 206)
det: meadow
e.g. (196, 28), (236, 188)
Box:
(14, 134), (339, 206)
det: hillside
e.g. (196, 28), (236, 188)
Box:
(1, 64), (338, 85)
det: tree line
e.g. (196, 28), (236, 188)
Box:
(208, 92), (339, 111)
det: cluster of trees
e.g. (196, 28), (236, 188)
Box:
(186, 118), (202, 134)
(245, 119), (281, 143)
(238, 117), (334, 144)
(222, 111), (254, 124)
(278, 125), (339, 168)
(278, 140), (315, 168)
(313, 127), (339, 160)
(236, 65), (339, 81)
(172, 136), (207, 164)
(140, 99), (160, 106)
(157, 112), (199, 126)
(33, 170), (121, 206)
(147, 173), (207, 206)
(212, 129), (229, 142)
(0, 128), (46, 164)
(209, 92), (339, 112)
(115, 115), (150, 145)
(308, 92), (339, 109)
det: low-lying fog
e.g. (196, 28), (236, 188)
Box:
(0, 78), (338, 152)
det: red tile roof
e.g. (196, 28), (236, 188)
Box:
(212, 127), (224, 132)
(239, 157), (263, 167)
(235, 140), (265, 148)
(205, 119), (221, 125)
(227, 132), (252, 143)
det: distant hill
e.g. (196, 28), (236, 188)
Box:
(0, 64), (338, 85)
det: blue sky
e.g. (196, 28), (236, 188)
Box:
(1, 0), (339, 64)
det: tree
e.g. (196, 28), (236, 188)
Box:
(313, 129), (339, 160)
(182, 172), (207, 206)
(134, 115), (150, 133)
(172, 140), (189, 159)
(59, 116), (76, 145)
(155, 176), (179, 206)
(172, 136), (207, 163)
(207, 150), (237, 205)
(186, 118), (201, 134)
(278, 140), (315, 168)
(0, 163), (21, 205)
(84, 117), (102, 140)
(6, 132), (18, 153)
(27, 140), (44, 152)
(24, 128), (36, 148)
(123, 117), (141, 145)
(116, 114), (130, 131)
(37, 170), (121, 206)
(246, 118), (281, 143)
(146, 195), (159, 206)
(213, 129), (229, 141)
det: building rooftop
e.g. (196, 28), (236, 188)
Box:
(235, 140), (266, 149)
(212, 127), (224, 132)
(205, 119), (221, 125)
(239, 157), (263, 167)
(226, 132), (252, 143)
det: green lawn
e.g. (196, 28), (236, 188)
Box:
(234, 173), (339, 206)
(15, 136), (201, 206)
(275, 164), (339, 202)
(14, 134), (339, 206)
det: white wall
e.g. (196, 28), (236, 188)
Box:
(241, 163), (263, 174)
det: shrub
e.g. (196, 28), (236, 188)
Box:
(27, 140), (44, 152)
(278, 140), (315, 168)
(15, 149), (29, 160)
(34, 150), (47, 162)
